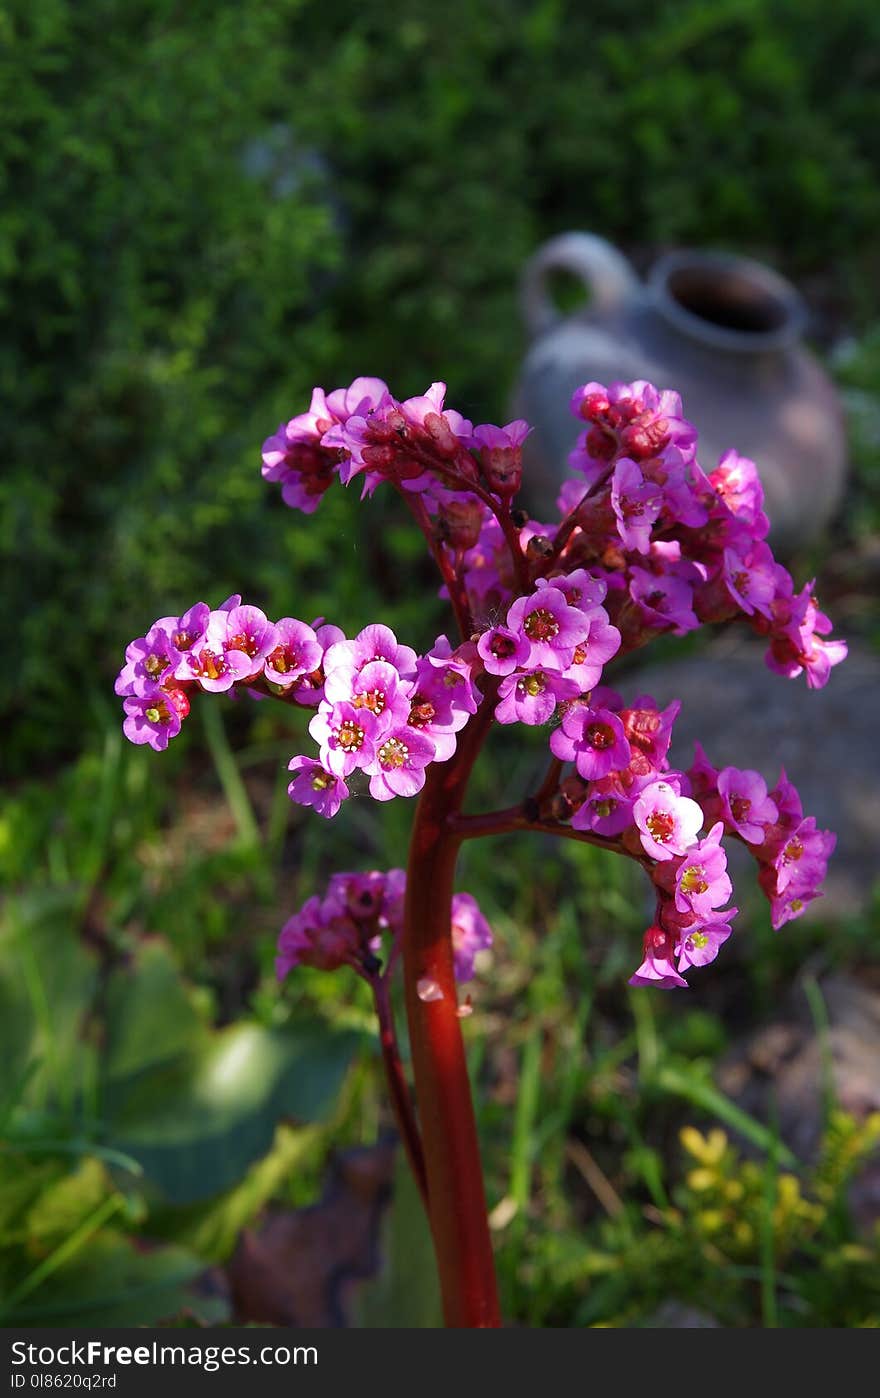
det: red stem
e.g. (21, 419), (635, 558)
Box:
(452, 804), (625, 855)
(370, 973), (429, 1211)
(402, 697), (501, 1327)
(398, 489), (474, 640)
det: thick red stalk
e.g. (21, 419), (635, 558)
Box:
(402, 701), (501, 1328)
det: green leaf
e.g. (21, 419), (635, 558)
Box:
(0, 903), (98, 1111)
(353, 1152), (442, 1329)
(1, 1230), (219, 1326)
(23, 1157), (112, 1250)
(104, 1022), (362, 1203)
(154, 1123), (320, 1262)
(102, 938), (206, 1081)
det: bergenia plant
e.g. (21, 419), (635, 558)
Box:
(116, 374), (845, 1326)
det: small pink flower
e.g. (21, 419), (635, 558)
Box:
(450, 892), (493, 982)
(633, 780), (704, 861)
(264, 618), (323, 687)
(628, 928), (689, 989)
(676, 909), (736, 972)
(506, 586), (590, 671)
(365, 727), (436, 801)
(122, 686), (184, 751)
(716, 767), (778, 844)
(550, 704), (631, 779)
(477, 624), (531, 676)
(672, 823), (732, 917)
(494, 669), (580, 726)
(309, 700), (380, 777)
(324, 624), (418, 682)
(287, 756), (349, 818)
(611, 458), (663, 554)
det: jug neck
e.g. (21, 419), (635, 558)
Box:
(647, 251), (806, 355)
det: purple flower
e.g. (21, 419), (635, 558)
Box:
(287, 756), (349, 819)
(325, 376), (390, 422)
(550, 704), (631, 779)
(672, 823), (732, 917)
(507, 586), (591, 671)
(535, 568), (607, 613)
(477, 624), (531, 676)
(122, 687), (184, 751)
(709, 449), (769, 537)
(400, 381), (473, 450)
(633, 780), (704, 861)
(611, 458), (663, 554)
(323, 624), (418, 683)
(771, 817), (836, 896)
(276, 895), (360, 977)
(183, 637), (252, 692)
(621, 696), (681, 772)
(722, 539), (777, 619)
(688, 741), (720, 800)
(629, 565), (699, 635)
(324, 659), (413, 733)
(676, 909), (736, 972)
(494, 669), (580, 726)
(365, 727), (436, 801)
(628, 929), (689, 989)
(767, 885), (823, 930)
(115, 623), (182, 697)
(405, 657), (475, 762)
(328, 869), (389, 922)
(264, 618), (323, 688)
(570, 778), (635, 837)
(570, 381), (696, 479)
(261, 387), (342, 514)
(562, 610), (622, 691)
(469, 419), (530, 496)
(158, 602), (211, 663)
(220, 605), (279, 676)
(716, 767), (778, 844)
(450, 892), (493, 982)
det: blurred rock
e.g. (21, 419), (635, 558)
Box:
(646, 1300), (721, 1328)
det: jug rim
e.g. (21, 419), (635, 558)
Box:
(648, 250), (807, 353)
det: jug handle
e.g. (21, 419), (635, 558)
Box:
(521, 232), (639, 337)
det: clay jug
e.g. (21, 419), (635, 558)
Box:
(512, 233), (847, 549)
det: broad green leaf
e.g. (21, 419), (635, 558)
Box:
(0, 907), (98, 1110)
(353, 1152), (442, 1329)
(102, 938), (206, 1081)
(155, 1123), (320, 1262)
(104, 1022), (362, 1203)
(1, 1230), (219, 1326)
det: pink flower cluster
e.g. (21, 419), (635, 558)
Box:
(556, 381), (846, 689)
(690, 745), (836, 932)
(120, 371), (846, 994)
(299, 625), (480, 807)
(276, 870), (492, 983)
(478, 569), (621, 725)
(262, 376), (529, 545)
(533, 687), (834, 986)
(115, 594), (334, 751)
(116, 600), (482, 810)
